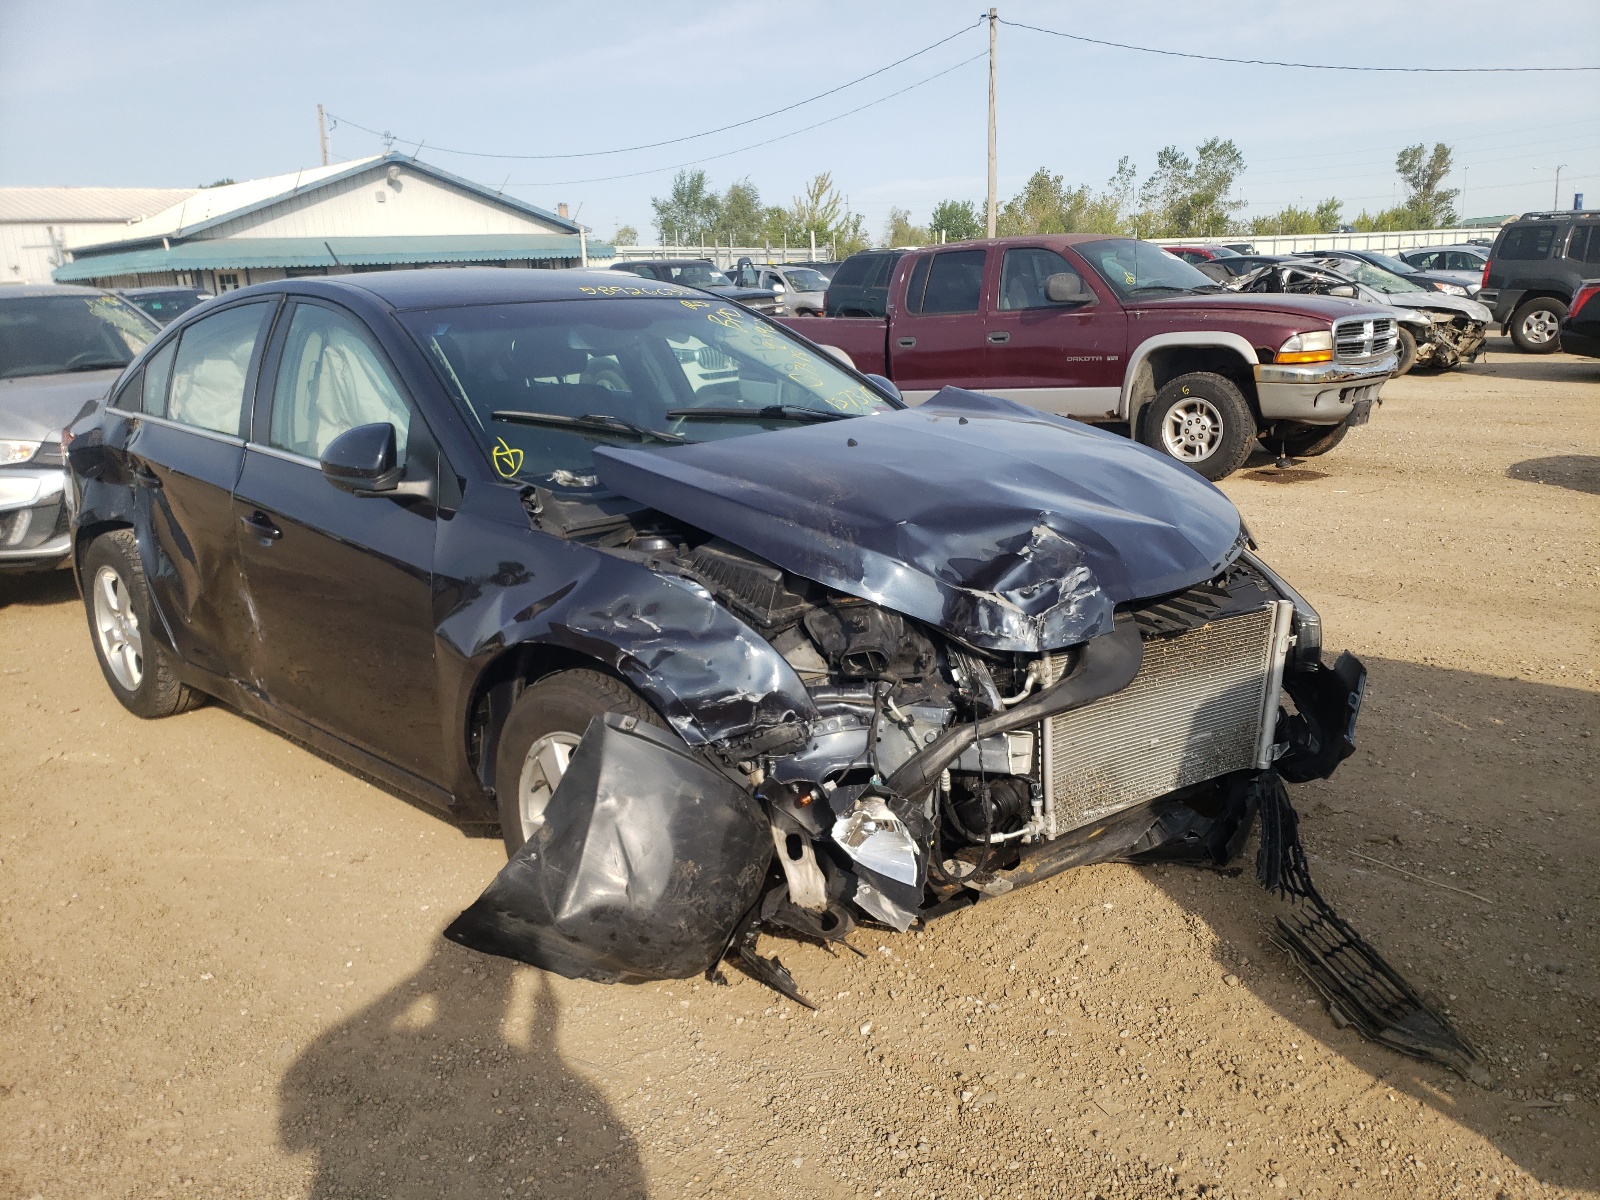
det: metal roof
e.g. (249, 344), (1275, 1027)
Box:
(0, 187), (198, 224)
(68, 154), (583, 255)
(52, 234), (615, 281)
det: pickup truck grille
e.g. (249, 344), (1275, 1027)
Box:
(1334, 316), (1397, 361)
(1039, 603), (1292, 834)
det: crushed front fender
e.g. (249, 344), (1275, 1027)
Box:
(445, 713), (772, 983)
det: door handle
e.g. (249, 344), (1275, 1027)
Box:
(987, 331), (1011, 344)
(240, 511), (282, 542)
(896, 336), (917, 348)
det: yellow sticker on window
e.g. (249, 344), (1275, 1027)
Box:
(492, 437), (524, 477)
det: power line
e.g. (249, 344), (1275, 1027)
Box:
(492, 53), (989, 188)
(999, 17), (1600, 72)
(327, 20), (981, 162)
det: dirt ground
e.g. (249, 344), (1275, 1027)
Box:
(2, 336), (1597, 1200)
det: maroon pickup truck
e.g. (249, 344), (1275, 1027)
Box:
(775, 235), (1399, 479)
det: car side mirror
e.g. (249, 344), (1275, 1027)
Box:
(1328, 284), (1357, 298)
(1044, 273), (1095, 304)
(771, 282), (786, 293)
(864, 373), (902, 403)
(320, 422), (433, 499)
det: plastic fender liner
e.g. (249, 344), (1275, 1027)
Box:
(1278, 651), (1366, 783)
(445, 713), (772, 983)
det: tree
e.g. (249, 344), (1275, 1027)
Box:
(929, 199), (983, 242)
(763, 173), (868, 255)
(1248, 197), (1343, 236)
(201, 178), (236, 188)
(1395, 142), (1459, 227)
(612, 225), (638, 246)
(712, 179), (767, 245)
(650, 170), (721, 244)
(994, 162), (1131, 237)
(1136, 138), (1246, 237)
(883, 207), (929, 247)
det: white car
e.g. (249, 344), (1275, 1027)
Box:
(729, 261), (832, 316)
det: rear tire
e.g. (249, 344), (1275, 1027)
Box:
(494, 669), (665, 857)
(1393, 327), (1418, 376)
(81, 530), (200, 719)
(1138, 372), (1256, 481)
(1509, 297), (1566, 353)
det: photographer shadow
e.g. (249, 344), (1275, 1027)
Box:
(279, 943), (647, 1199)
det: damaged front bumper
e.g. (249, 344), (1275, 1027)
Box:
(1254, 356), (1394, 425)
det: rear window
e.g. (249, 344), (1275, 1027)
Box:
(827, 254), (877, 289)
(1498, 225), (1557, 260)
(1564, 225), (1600, 265)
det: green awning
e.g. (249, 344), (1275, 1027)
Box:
(54, 234), (615, 281)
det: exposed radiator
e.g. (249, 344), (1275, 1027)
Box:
(1039, 601), (1293, 835)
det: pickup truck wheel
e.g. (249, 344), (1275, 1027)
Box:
(1393, 327), (1418, 376)
(1139, 373), (1255, 481)
(494, 669), (666, 857)
(1509, 297), (1566, 353)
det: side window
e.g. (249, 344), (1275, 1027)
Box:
(110, 367), (144, 412)
(140, 339), (176, 415)
(1586, 228), (1600, 265)
(166, 303), (269, 435)
(918, 249), (987, 315)
(904, 255), (932, 313)
(1412, 252), (1439, 270)
(270, 304), (410, 460)
(827, 255), (872, 289)
(999, 247), (1085, 311)
(1499, 225), (1556, 260)
(1565, 227), (1590, 261)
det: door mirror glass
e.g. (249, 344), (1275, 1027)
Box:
(1328, 284), (1357, 298)
(1044, 273), (1095, 304)
(320, 422), (400, 494)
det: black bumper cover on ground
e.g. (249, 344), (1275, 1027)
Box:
(445, 714), (772, 983)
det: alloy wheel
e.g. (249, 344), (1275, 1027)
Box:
(92, 564), (143, 691)
(1160, 397), (1224, 462)
(1520, 310), (1560, 344)
(516, 731), (581, 841)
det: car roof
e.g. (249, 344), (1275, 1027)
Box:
(611, 258), (716, 268)
(0, 283), (111, 300)
(118, 285), (208, 296)
(249, 267), (710, 311)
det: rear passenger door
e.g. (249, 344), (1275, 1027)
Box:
(232, 298), (445, 782)
(889, 248), (991, 401)
(119, 299), (276, 683)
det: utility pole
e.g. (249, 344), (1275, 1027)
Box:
(986, 8), (998, 238)
(317, 104), (329, 166)
(1553, 164), (1567, 210)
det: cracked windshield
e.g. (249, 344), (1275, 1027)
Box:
(402, 295), (894, 485)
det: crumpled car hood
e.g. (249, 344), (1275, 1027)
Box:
(594, 388), (1242, 652)
(0, 369), (121, 442)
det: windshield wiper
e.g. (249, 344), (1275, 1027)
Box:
(1126, 284), (1193, 296)
(492, 410), (689, 445)
(666, 404), (852, 423)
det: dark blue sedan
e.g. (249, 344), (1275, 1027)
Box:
(64, 267), (1369, 1006)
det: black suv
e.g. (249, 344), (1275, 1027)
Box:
(1480, 210), (1600, 352)
(822, 249), (907, 317)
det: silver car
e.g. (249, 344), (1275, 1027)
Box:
(730, 261), (832, 316)
(1397, 244), (1489, 293)
(0, 285), (158, 570)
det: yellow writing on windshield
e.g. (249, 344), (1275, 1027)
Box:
(491, 437), (524, 477)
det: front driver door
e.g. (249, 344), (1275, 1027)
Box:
(232, 298), (445, 783)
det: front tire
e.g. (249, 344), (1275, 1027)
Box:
(1509, 297), (1566, 353)
(1393, 327), (1418, 376)
(81, 530), (200, 719)
(494, 669), (665, 857)
(1138, 372), (1256, 481)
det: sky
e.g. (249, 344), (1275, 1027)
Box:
(2, 0), (1597, 243)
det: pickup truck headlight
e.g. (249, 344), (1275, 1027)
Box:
(1276, 330), (1334, 364)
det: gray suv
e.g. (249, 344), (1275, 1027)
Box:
(1480, 211), (1600, 352)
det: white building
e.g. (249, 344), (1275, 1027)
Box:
(1, 186), (198, 285)
(47, 154), (608, 291)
